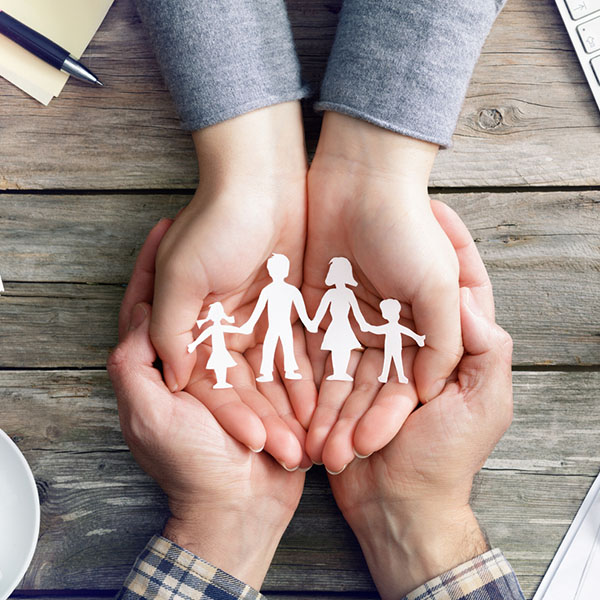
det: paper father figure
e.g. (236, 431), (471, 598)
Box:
(239, 253), (316, 382)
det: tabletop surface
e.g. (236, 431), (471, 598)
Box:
(1, 0), (599, 598)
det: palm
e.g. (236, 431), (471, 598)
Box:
(133, 368), (305, 512)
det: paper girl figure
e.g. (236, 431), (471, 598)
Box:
(310, 257), (370, 381)
(239, 253), (316, 382)
(366, 299), (425, 384)
(187, 302), (238, 389)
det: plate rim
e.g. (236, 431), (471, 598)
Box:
(0, 428), (41, 600)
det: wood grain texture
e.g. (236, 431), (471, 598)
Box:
(1, 191), (597, 367)
(0, 0), (599, 189)
(1, 370), (598, 597)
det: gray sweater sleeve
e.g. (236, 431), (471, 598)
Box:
(134, 0), (307, 131)
(315, 0), (506, 147)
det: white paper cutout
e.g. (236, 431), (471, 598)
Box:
(187, 302), (238, 389)
(0, 274), (4, 292)
(366, 299), (425, 384)
(239, 254), (315, 382)
(310, 257), (370, 381)
(186, 255), (426, 389)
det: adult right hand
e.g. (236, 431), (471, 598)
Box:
(109, 220), (306, 590)
(327, 202), (513, 598)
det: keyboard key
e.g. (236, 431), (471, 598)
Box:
(578, 16), (600, 52)
(566, 0), (600, 20)
(592, 55), (600, 83)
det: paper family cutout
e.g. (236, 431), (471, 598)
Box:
(187, 255), (425, 389)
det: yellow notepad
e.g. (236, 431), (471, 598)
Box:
(0, 0), (113, 104)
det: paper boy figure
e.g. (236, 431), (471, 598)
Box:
(366, 299), (426, 384)
(239, 253), (315, 382)
(187, 302), (238, 389)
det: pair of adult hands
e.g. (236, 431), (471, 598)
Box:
(108, 103), (513, 594)
(132, 103), (464, 475)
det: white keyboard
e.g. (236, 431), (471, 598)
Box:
(555, 0), (600, 112)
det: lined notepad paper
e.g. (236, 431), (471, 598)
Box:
(0, 0), (113, 104)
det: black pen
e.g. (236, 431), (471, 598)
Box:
(0, 9), (103, 86)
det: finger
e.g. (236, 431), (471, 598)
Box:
(245, 343), (312, 469)
(306, 330), (328, 389)
(321, 349), (381, 474)
(431, 200), (495, 320)
(460, 288), (513, 362)
(151, 220), (212, 393)
(118, 219), (173, 341)
(459, 288), (513, 434)
(305, 350), (361, 464)
(186, 348), (267, 454)
(275, 324), (318, 429)
(412, 272), (462, 403)
(353, 348), (419, 458)
(108, 303), (171, 420)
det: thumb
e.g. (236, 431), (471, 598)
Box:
(460, 287), (513, 370)
(108, 303), (159, 394)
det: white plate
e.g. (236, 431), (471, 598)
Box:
(0, 429), (40, 600)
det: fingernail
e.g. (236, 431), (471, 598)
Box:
(464, 288), (482, 317)
(313, 461), (323, 466)
(299, 464), (313, 472)
(248, 444), (264, 453)
(278, 460), (299, 472)
(128, 303), (147, 331)
(353, 449), (372, 460)
(326, 464), (348, 476)
(163, 362), (179, 393)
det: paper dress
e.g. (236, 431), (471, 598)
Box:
(310, 257), (370, 381)
(187, 302), (238, 389)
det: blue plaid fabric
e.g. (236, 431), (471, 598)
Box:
(117, 535), (264, 600)
(118, 536), (524, 600)
(403, 548), (525, 600)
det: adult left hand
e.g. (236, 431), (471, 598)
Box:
(109, 220), (306, 589)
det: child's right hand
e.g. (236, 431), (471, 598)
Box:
(147, 102), (316, 470)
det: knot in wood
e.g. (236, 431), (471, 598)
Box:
(478, 108), (503, 130)
(36, 479), (50, 505)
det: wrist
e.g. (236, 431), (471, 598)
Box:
(163, 501), (294, 590)
(311, 111), (438, 188)
(348, 501), (488, 599)
(192, 101), (307, 184)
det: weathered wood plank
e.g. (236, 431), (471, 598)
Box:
(1, 191), (598, 367)
(0, 0), (599, 189)
(1, 190), (599, 284)
(1, 274), (597, 367)
(1, 370), (599, 596)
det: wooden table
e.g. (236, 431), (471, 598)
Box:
(1, 1), (599, 598)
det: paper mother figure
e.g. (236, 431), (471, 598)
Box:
(366, 299), (426, 383)
(310, 257), (370, 381)
(239, 253), (316, 382)
(187, 302), (238, 389)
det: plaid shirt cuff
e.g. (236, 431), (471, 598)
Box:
(403, 548), (525, 600)
(117, 535), (265, 600)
